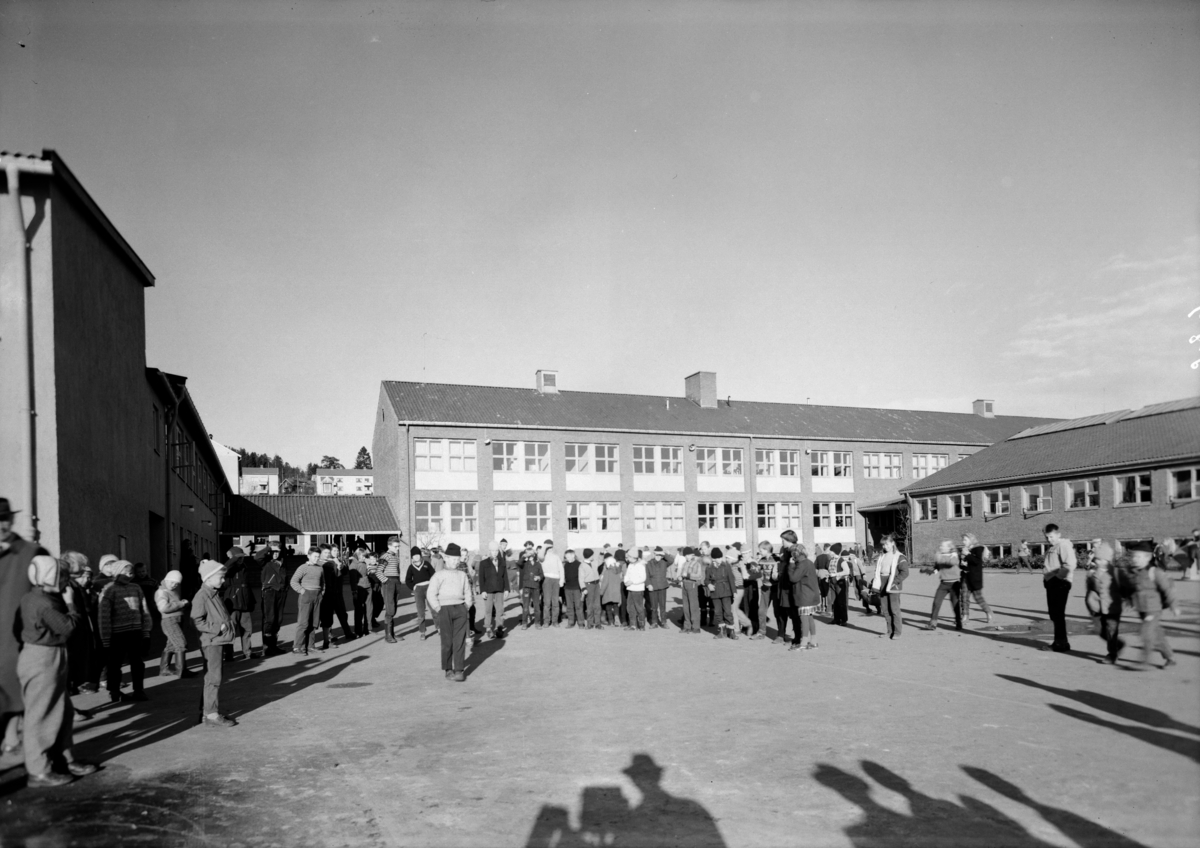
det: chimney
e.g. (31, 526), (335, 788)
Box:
(536, 370), (558, 394)
(685, 371), (717, 408)
(972, 399), (995, 418)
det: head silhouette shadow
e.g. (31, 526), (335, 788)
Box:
(525, 753), (726, 848)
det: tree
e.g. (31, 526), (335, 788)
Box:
(354, 447), (373, 469)
(320, 456), (344, 469)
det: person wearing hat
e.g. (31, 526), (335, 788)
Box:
(579, 549), (602, 629)
(561, 549), (585, 628)
(599, 550), (624, 626)
(477, 541), (509, 639)
(1115, 541), (1178, 669)
(260, 548), (290, 654)
(191, 559), (236, 727)
(426, 543), (473, 681)
(154, 570), (192, 677)
(1, 497), (45, 753)
(518, 541), (544, 629)
(704, 547), (738, 639)
(645, 547), (671, 629)
(222, 546), (258, 661)
(15, 554), (99, 786)
(377, 535), (406, 643)
(97, 559), (153, 704)
(59, 552), (101, 694)
(676, 547), (703, 634)
(405, 546), (437, 640)
(1084, 542), (1123, 663)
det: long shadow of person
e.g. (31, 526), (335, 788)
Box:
(1046, 705), (1200, 766)
(962, 766), (1149, 848)
(464, 636), (504, 678)
(525, 753), (726, 848)
(996, 674), (1200, 736)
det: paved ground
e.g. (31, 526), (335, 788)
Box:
(2, 571), (1198, 847)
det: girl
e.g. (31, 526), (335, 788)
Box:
(599, 554), (624, 626)
(155, 570), (192, 677)
(870, 534), (909, 639)
(959, 534), (994, 624)
(923, 540), (963, 631)
(790, 546), (821, 650)
(98, 559), (152, 704)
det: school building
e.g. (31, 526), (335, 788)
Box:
(371, 371), (1055, 555)
(900, 397), (1200, 562)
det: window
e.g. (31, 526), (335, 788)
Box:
(1116, 473), (1152, 505)
(948, 494), (972, 519)
(813, 503), (831, 528)
(634, 502), (657, 531)
(984, 490), (1010, 515)
(1067, 478), (1099, 510)
(659, 447), (682, 475)
(779, 450), (800, 477)
(632, 446), (656, 475)
(722, 502), (745, 529)
(914, 497), (938, 522)
(780, 502), (803, 528)
(415, 439), (443, 471)
(321, 480), (333, 495)
(596, 502), (620, 532)
(523, 442), (550, 473)
(494, 502), (521, 533)
(811, 451), (830, 477)
(152, 405), (162, 452)
(492, 441), (519, 472)
(757, 502), (776, 529)
(447, 440), (477, 472)
(449, 502), (477, 532)
(525, 501), (551, 531)
(1027, 542), (1047, 557)
(755, 450), (776, 477)
(696, 448), (718, 476)
(834, 503), (854, 527)
(595, 444), (618, 474)
(721, 448), (743, 476)
(1172, 467), (1199, 500)
(661, 502), (684, 531)
(415, 502), (445, 533)
(986, 544), (1012, 560)
(912, 454), (949, 479)
(568, 502), (591, 532)
(1023, 484), (1052, 513)
(864, 453), (902, 479)
(565, 443), (590, 473)
(698, 502), (718, 530)
(832, 452), (853, 477)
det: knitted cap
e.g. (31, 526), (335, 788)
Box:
(198, 559), (225, 582)
(583, 548), (594, 559)
(710, 546), (723, 559)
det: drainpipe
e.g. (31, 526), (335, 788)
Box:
(157, 371), (185, 567)
(404, 423), (412, 539)
(2, 164), (38, 541)
(747, 434), (756, 550)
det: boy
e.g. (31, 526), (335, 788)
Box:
(290, 547), (325, 654)
(519, 542), (544, 629)
(191, 559), (236, 727)
(1041, 524), (1077, 653)
(1118, 541), (1178, 669)
(579, 549), (601, 629)
(1084, 542), (1123, 663)
(427, 543), (474, 682)
(562, 550), (584, 628)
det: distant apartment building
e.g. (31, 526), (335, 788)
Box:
(372, 371), (1054, 554)
(901, 397), (1200, 562)
(314, 468), (375, 496)
(240, 467), (280, 495)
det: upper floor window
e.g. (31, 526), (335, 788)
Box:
(523, 442), (550, 473)
(415, 439), (443, 471)
(594, 444), (618, 474)
(864, 452), (902, 479)
(721, 449), (743, 476)
(812, 451), (853, 477)
(632, 446), (655, 475)
(912, 454), (949, 479)
(492, 441), (519, 472)
(984, 490), (1010, 515)
(1023, 484), (1052, 512)
(659, 446), (682, 475)
(755, 449), (776, 477)
(947, 494), (972, 519)
(696, 448), (718, 476)
(1067, 478), (1099, 510)
(1115, 473), (1151, 505)
(447, 440), (477, 472)
(1172, 467), (1200, 501)
(565, 443), (590, 473)
(779, 450), (800, 477)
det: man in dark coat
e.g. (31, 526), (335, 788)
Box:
(477, 541), (508, 638)
(1, 498), (42, 726)
(645, 547), (671, 629)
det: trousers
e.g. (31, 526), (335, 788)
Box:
(542, 578), (561, 625)
(262, 587), (287, 644)
(160, 616), (188, 674)
(293, 590), (320, 653)
(586, 583), (602, 626)
(437, 604), (468, 672)
(647, 588), (667, 626)
(18, 644), (75, 776)
(711, 595), (733, 628)
(881, 591), (903, 638)
(563, 588), (584, 624)
(380, 578), (404, 628)
(228, 610), (254, 658)
(201, 644), (224, 717)
(412, 584), (433, 635)
(756, 585), (772, 634)
(1139, 614), (1173, 664)
(681, 582), (701, 631)
(482, 591), (506, 631)
(626, 591), (646, 628)
(522, 586), (542, 625)
(931, 581), (963, 628)
(106, 630), (145, 696)
(1045, 578), (1071, 649)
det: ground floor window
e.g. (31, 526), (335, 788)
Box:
(1172, 467), (1199, 500)
(698, 502), (718, 530)
(525, 502), (551, 532)
(494, 502), (522, 533)
(914, 497), (938, 522)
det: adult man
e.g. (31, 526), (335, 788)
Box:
(0, 498), (40, 743)
(541, 540), (563, 627)
(260, 548), (289, 655)
(318, 544), (354, 649)
(349, 546), (373, 638)
(1042, 524), (1077, 653)
(222, 546), (256, 661)
(427, 543), (474, 682)
(645, 547), (670, 628)
(378, 535), (406, 643)
(478, 541), (509, 639)
(290, 547), (324, 655)
(678, 547), (705, 634)
(518, 542), (544, 629)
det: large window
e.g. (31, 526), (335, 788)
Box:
(722, 502), (745, 529)
(984, 490), (1010, 515)
(755, 449), (776, 477)
(494, 502), (522, 533)
(634, 502), (657, 531)
(565, 443), (590, 473)
(595, 444), (618, 474)
(696, 448), (718, 476)
(1067, 478), (1099, 510)
(864, 452), (902, 479)
(660, 446), (682, 475)
(698, 502), (718, 530)
(1116, 473), (1152, 505)
(912, 454), (949, 479)
(632, 446), (655, 475)
(447, 440), (476, 472)
(721, 448), (743, 476)
(567, 502), (591, 532)
(415, 439), (443, 471)
(780, 502), (803, 528)
(948, 494), (972, 519)
(814, 502), (854, 528)
(415, 501), (445, 533)
(812, 451), (852, 477)
(811, 451), (830, 477)
(779, 450), (800, 477)
(596, 502), (620, 532)
(525, 501), (551, 531)
(492, 441), (519, 472)
(914, 497), (938, 522)
(1172, 467), (1200, 501)
(449, 502), (477, 532)
(832, 452), (852, 477)
(523, 442), (550, 473)
(1023, 484), (1052, 512)
(567, 501), (620, 532)
(661, 502), (685, 531)
(757, 502), (777, 528)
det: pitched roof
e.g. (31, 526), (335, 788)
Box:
(313, 469), (374, 477)
(225, 495), (398, 534)
(242, 467), (279, 476)
(381, 382), (1055, 446)
(901, 398), (1200, 495)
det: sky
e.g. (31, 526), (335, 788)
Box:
(2, 0), (1197, 468)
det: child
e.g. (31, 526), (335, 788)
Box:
(1117, 541), (1178, 669)
(923, 540), (963, 631)
(598, 554), (624, 626)
(97, 559), (153, 704)
(17, 555), (98, 787)
(1084, 542), (1123, 664)
(155, 570), (192, 677)
(190, 559), (236, 727)
(704, 548), (736, 640)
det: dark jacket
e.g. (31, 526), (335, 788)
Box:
(405, 561), (436, 589)
(261, 558), (288, 593)
(705, 561), (737, 599)
(17, 588), (80, 648)
(645, 558), (670, 591)
(223, 554), (255, 612)
(793, 557), (821, 608)
(518, 555), (544, 589)
(962, 547), (985, 592)
(191, 583), (234, 647)
(776, 546), (797, 607)
(478, 556), (508, 593)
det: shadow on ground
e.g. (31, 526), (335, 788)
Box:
(525, 753), (726, 848)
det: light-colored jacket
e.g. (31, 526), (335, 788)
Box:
(1043, 539), (1077, 584)
(541, 550), (564, 582)
(870, 553), (909, 594)
(578, 558), (600, 585)
(623, 560), (647, 592)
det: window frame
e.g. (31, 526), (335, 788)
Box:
(492, 441), (519, 472)
(811, 451), (831, 477)
(525, 501), (551, 531)
(659, 446), (682, 476)
(984, 489), (1010, 516)
(415, 501), (445, 533)
(812, 502), (831, 528)
(565, 443), (591, 474)
(722, 502), (745, 529)
(914, 497), (939, 522)
(632, 445), (656, 475)
(833, 502), (854, 528)
(493, 501), (522, 533)
(831, 451), (853, 477)
(415, 438), (443, 472)
(780, 502), (803, 529)
(596, 502), (621, 532)
(661, 502), (685, 531)
(523, 442), (551, 473)
(697, 502), (718, 530)
(447, 439), (477, 472)
(721, 448), (744, 476)
(567, 502), (591, 532)
(754, 449), (776, 477)
(1171, 466), (1200, 501)
(1115, 472), (1152, 506)
(448, 502), (477, 532)
(696, 448), (718, 476)
(779, 450), (800, 477)
(947, 493), (972, 520)
(912, 453), (949, 480)
(634, 502), (658, 531)
(594, 444), (619, 474)
(756, 502), (777, 528)
(1066, 477), (1100, 510)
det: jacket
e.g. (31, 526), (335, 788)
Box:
(405, 561), (436, 589)
(541, 550), (564, 582)
(623, 560), (648, 593)
(793, 557), (820, 608)
(962, 547), (986, 592)
(705, 561), (736, 599)
(98, 579), (153, 645)
(518, 556), (544, 589)
(478, 557), (508, 593)
(1118, 566), (1175, 616)
(599, 563), (624, 603)
(870, 553), (909, 594)
(17, 588), (80, 648)
(191, 583), (234, 646)
(1043, 538), (1077, 584)
(1085, 567), (1120, 617)
(223, 554), (256, 612)
(261, 559), (288, 592)
(681, 556), (707, 584)
(578, 558), (600, 585)
(645, 558), (670, 590)
(934, 552), (962, 583)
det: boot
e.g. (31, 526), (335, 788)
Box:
(385, 619), (397, 644)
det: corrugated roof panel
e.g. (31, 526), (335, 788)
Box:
(1121, 396), (1200, 420)
(1008, 410), (1129, 441)
(226, 496), (398, 534)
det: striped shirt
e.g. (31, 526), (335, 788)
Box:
(380, 551), (403, 579)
